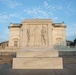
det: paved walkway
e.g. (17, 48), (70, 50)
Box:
(0, 64), (76, 75)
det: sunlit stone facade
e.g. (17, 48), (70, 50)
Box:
(8, 19), (66, 48)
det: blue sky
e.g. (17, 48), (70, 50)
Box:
(0, 0), (76, 42)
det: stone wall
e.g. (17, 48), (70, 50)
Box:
(59, 51), (76, 56)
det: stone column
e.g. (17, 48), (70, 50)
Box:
(22, 23), (27, 47)
(19, 28), (23, 48)
(48, 23), (53, 47)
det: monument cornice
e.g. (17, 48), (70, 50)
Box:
(26, 23), (49, 25)
(8, 26), (20, 29)
(22, 19), (52, 23)
(54, 26), (66, 28)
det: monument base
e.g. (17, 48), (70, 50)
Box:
(16, 50), (59, 57)
(12, 50), (63, 69)
(13, 57), (63, 69)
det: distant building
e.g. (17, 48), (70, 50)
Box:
(8, 19), (66, 48)
(66, 40), (73, 46)
(0, 41), (8, 49)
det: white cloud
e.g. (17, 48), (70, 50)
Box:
(44, 0), (76, 16)
(24, 7), (49, 18)
(0, 0), (22, 8)
(9, 13), (23, 19)
(9, 13), (17, 17)
(44, 1), (52, 9)
(0, 13), (23, 23)
(44, 1), (48, 8)
(44, 1), (63, 11)
(24, 5), (60, 20)
(0, 15), (8, 23)
(0, 15), (8, 19)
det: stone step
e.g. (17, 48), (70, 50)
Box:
(13, 57), (63, 69)
(20, 47), (55, 51)
(17, 50), (58, 57)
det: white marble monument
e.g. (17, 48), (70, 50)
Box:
(11, 19), (64, 69)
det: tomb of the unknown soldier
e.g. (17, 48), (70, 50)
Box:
(8, 19), (66, 69)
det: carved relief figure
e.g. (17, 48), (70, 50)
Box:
(41, 26), (47, 45)
(26, 25), (47, 46)
(32, 26), (40, 46)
